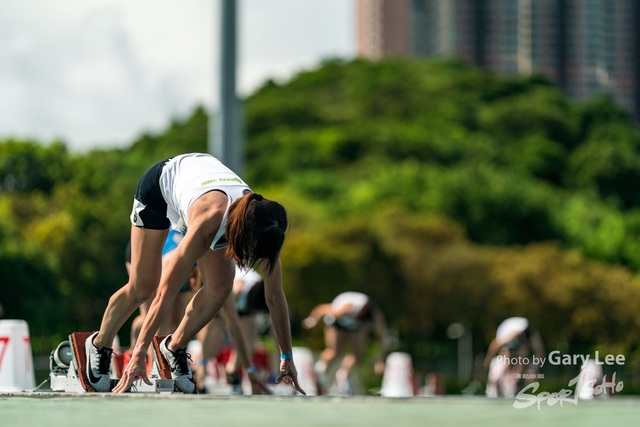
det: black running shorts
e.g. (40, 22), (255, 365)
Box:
(130, 158), (171, 230)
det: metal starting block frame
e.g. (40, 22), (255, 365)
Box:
(49, 332), (175, 393)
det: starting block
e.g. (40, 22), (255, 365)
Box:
(48, 332), (174, 393)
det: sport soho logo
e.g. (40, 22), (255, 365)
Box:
(507, 351), (625, 410)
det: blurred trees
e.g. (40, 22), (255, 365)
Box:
(2, 58), (640, 373)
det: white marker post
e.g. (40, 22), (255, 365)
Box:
(381, 352), (414, 397)
(0, 320), (35, 391)
(292, 347), (318, 396)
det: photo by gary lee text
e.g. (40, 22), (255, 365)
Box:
(496, 350), (625, 369)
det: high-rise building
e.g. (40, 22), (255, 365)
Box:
(356, 0), (640, 119)
(356, 0), (412, 58)
(561, 0), (640, 116)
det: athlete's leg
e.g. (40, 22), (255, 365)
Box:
(228, 314), (259, 372)
(318, 326), (341, 367)
(198, 318), (225, 361)
(316, 327), (347, 392)
(340, 329), (368, 376)
(94, 226), (168, 349)
(168, 248), (234, 350)
(162, 289), (192, 335)
(195, 317), (225, 391)
(130, 300), (151, 348)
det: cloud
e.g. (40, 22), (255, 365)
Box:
(0, 3), (203, 150)
(0, 0), (353, 151)
(239, 0), (353, 92)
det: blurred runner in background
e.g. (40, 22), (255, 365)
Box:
(484, 316), (545, 398)
(302, 291), (388, 395)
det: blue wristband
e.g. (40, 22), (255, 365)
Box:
(246, 366), (256, 374)
(280, 353), (293, 360)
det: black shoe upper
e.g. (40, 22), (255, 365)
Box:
(169, 347), (192, 376)
(96, 347), (114, 375)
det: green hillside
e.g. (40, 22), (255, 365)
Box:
(2, 58), (640, 389)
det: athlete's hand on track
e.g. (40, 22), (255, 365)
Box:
(275, 359), (306, 395)
(112, 349), (151, 393)
(247, 370), (273, 394)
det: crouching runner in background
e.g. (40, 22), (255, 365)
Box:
(302, 292), (387, 395)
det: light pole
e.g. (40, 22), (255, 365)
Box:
(209, 0), (244, 176)
(447, 322), (473, 387)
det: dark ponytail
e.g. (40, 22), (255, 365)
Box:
(226, 193), (288, 274)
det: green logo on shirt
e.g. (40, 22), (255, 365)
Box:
(201, 177), (243, 186)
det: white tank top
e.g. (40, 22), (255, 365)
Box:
(496, 317), (529, 341)
(159, 153), (251, 250)
(331, 292), (370, 328)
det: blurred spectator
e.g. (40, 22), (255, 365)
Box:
(302, 292), (387, 395)
(484, 317), (545, 398)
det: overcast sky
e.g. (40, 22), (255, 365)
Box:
(0, 0), (354, 151)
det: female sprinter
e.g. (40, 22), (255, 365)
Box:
(84, 153), (304, 395)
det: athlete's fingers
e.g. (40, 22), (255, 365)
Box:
(275, 372), (284, 384)
(112, 373), (131, 393)
(141, 371), (152, 386)
(275, 372), (292, 385)
(289, 375), (306, 395)
(111, 373), (124, 393)
(276, 373), (306, 395)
